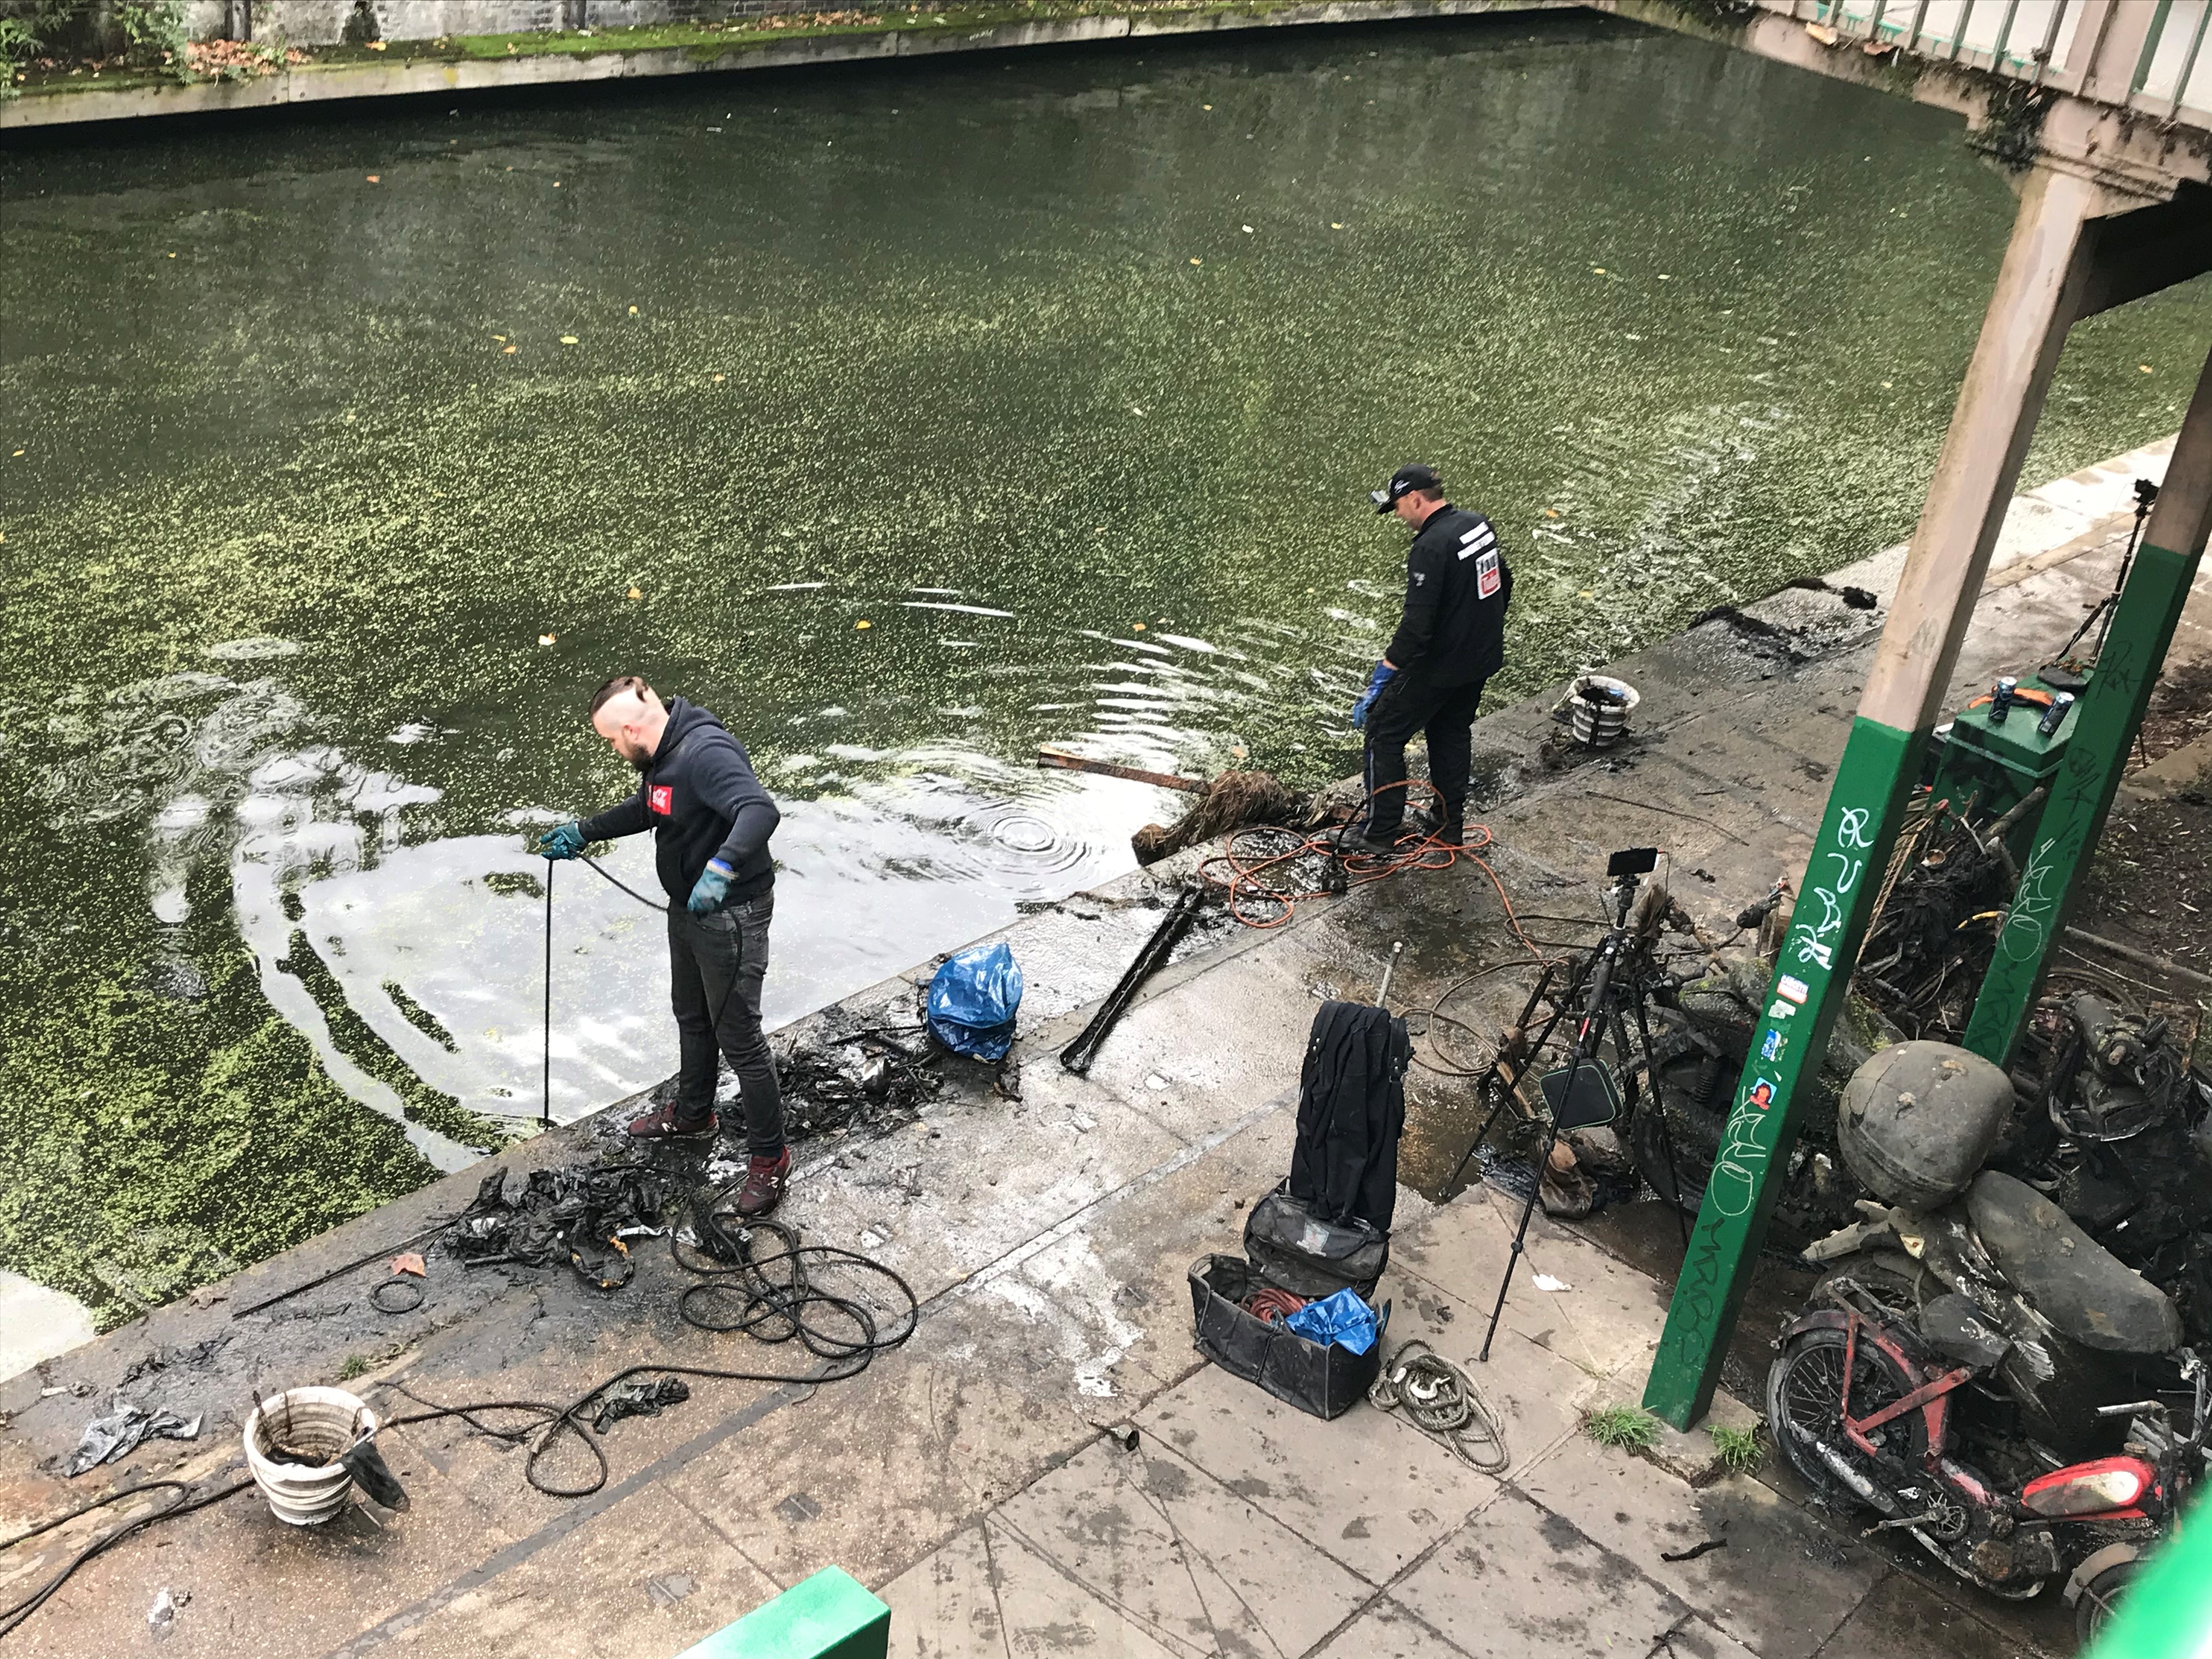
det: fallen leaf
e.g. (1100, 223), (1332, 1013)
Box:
(712, 373), (725, 382)
(1592, 266), (1606, 274)
(1188, 257), (1201, 266)
(493, 334), (506, 342)
(390, 1252), (427, 1278)
(166, 252), (176, 259)
(1579, 590), (1595, 599)
(1201, 103), (1211, 109)
(503, 345), (517, 354)
(366, 173), (381, 183)
(1330, 222), (1344, 229)
(1544, 507), (1559, 518)
(366, 38), (386, 49)
(2141, 364), (2154, 374)
(1240, 224), (1254, 233)
(628, 585), (642, 600)
(1132, 622), (1146, 631)
(539, 633), (557, 645)
(560, 335), (578, 345)
(627, 304), (639, 314)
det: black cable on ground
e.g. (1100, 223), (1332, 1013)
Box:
(2, 1187), (918, 1630)
(0, 1476), (254, 1639)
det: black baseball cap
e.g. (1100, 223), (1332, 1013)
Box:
(1370, 463), (1442, 514)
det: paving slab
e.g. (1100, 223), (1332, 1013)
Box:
(1386, 1183), (1670, 1381)
(1389, 1486), (1724, 1659)
(1135, 1361), (1499, 1586)
(1374, 1267), (1605, 1478)
(877, 1524), (1007, 1659)
(1515, 1431), (1887, 1659)
(383, 1488), (781, 1659)
(993, 1434), (1373, 1658)
(1305, 1595), (1470, 1658)
(1810, 1568), (2045, 1659)
(654, 1291), (1105, 1592)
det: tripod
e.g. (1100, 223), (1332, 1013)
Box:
(2056, 476), (2158, 666)
(1441, 847), (1687, 1362)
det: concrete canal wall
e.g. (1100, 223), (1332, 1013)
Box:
(2, 0), (1587, 128)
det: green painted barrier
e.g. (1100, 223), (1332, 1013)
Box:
(675, 1566), (889, 1659)
(2080, 1495), (2212, 1659)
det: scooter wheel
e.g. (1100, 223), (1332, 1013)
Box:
(1766, 1327), (1925, 1511)
(2075, 1560), (2136, 1647)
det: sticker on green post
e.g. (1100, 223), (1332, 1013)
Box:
(1643, 716), (1919, 1429)
(676, 1565), (890, 1659)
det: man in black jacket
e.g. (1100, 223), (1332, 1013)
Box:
(1352, 462), (1513, 852)
(540, 676), (790, 1216)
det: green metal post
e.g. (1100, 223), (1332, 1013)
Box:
(1644, 718), (1920, 1426)
(1644, 163), (2109, 1429)
(1965, 349), (2212, 1066)
(675, 1566), (890, 1659)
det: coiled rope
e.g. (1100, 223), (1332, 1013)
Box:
(1368, 1339), (1510, 1474)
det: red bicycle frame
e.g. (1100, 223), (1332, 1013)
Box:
(1836, 1307), (1978, 1462)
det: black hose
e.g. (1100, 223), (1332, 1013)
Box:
(0, 1477), (254, 1638)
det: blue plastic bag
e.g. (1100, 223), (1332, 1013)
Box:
(927, 941), (1024, 1062)
(1282, 1288), (1380, 1356)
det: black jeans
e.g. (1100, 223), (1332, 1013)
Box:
(1363, 674), (1489, 836)
(668, 890), (783, 1152)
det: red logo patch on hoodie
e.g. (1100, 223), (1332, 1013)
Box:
(648, 785), (673, 817)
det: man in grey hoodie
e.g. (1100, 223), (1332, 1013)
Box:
(540, 675), (789, 1216)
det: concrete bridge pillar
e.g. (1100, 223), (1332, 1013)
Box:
(1642, 162), (2142, 1428)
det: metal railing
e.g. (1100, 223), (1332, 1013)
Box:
(1757, 0), (2212, 128)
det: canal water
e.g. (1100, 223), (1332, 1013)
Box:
(2, 12), (2207, 1329)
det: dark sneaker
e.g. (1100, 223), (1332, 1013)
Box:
(1424, 814), (1468, 849)
(626, 1102), (718, 1141)
(1347, 821), (1405, 856)
(734, 1148), (792, 1217)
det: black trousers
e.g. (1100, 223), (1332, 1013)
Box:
(668, 890), (783, 1152)
(1363, 674), (1488, 835)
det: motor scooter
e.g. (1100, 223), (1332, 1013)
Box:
(1774, 1157), (2207, 1644)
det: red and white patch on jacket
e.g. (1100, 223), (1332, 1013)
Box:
(647, 784), (674, 817)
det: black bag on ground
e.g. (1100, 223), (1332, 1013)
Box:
(1187, 1255), (1387, 1420)
(1243, 1184), (1389, 1299)
(1289, 1001), (1409, 1232)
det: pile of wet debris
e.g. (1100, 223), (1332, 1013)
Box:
(445, 1159), (680, 1290)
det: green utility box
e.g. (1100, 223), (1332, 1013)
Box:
(674, 1566), (889, 1659)
(1922, 669), (2081, 856)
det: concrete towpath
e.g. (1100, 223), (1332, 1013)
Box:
(2, 433), (2204, 1658)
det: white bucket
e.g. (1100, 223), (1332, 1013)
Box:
(1568, 675), (1640, 748)
(243, 1387), (373, 1526)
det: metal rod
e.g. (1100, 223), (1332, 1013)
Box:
(2030, 0), (2068, 84)
(1036, 747), (1209, 794)
(1376, 941), (1405, 1008)
(231, 1216), (458, 1319)
(2166, 0), (2210, 119)
(2063, 927), (2212, 989)
(1904, 0), (1932, 53)
(1993, 0), (2022, 62)
(543, 859), (554, 1129)
(1950, 0), (1976, 60)
(1058, 887), (1205, 1074)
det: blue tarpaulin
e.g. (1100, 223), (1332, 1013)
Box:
(927, 941), (1024, 1062)
(1282, 1288), (1380, 1355)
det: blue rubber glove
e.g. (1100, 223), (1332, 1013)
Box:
(687, 859), (734, 916)
(1351, 662), (1396, 729)
(540, 822), (586, 861)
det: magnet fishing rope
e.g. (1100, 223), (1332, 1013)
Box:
(1368, 1339), (1510, 1474)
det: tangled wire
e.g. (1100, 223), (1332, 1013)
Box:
(0, 1172), (918, 1632)
(1367, 1339), (1510, 1474)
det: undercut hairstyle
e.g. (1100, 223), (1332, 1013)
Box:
(588, 674), (657, 716)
